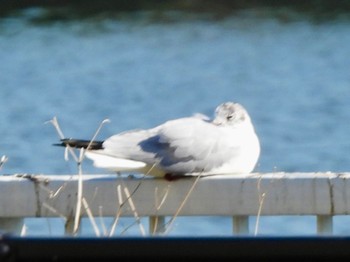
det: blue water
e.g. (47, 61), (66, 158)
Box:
(1, 9), (350, 236)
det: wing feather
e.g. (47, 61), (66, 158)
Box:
(97, 117), (244, 175)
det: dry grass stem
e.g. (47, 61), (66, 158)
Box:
(47, 117), (79, 162)
(46, 117), (65, 139)
(82, 197), (101, 237)
(42, 202), (67, 221)
(254, 174), (281, 235)
(254, 192), (266, 236)
(254, 175), (266, 236)
(151, 186), (170, 234)
(0, 155), (8, 170)
(109, 184), (124, 236)
(48, 184), (66, 198)
(98, 206), (108, 236)
(151, 216), (159, 235)
(163, 174), (201, 235)
(155, 185), (170, 210)
(72, 148), (85, 235)
(123, 186), (146, 236)
(108, 167), (154, 236)
(86, 119), (110, 150)
(20, 224), (27, 237)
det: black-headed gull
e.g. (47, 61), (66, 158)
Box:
(55, 102), (260, 179)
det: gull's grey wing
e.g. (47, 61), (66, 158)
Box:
(101, 128), (160, 163)
(142, 117), (242, 174)
(59, 102), (258, 175)
(102, 117), (242, 174)
(101, 116), (246, 175)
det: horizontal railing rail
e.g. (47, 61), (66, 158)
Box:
(0, 172), (348, 236)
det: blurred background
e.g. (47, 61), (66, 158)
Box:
(1, 0), (350, 236)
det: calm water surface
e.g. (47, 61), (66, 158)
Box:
(1, 9), (350, 236)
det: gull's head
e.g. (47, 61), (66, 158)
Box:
(213, 102), (250, 126)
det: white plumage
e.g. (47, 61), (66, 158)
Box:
(58, 102), (260, 178)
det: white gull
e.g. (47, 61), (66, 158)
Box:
(56, 102), (260, 179)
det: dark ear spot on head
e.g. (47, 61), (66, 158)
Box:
(240, 113), (246, 121)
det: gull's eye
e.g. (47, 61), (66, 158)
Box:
(227, 114), (234, 120)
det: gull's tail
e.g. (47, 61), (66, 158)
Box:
(54, 138), (150, 173)
(53, 138), (104, 150)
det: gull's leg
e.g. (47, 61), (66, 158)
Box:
(164, 173), (191, 181)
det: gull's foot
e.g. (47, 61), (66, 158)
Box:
(164, 173), (190, 181)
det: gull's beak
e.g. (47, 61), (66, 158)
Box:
(212, 118), (223, 126)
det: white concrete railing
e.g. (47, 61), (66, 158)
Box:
(0, 172), (348, 236)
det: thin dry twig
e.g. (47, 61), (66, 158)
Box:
(48, 184), (66, 198)
(254, 173), (284, 236)
(82, 197), (101, 237)
(42, 202), (67, 221)
(109, 184), (124, 236)
(150, 186), (170, 235)
(73, 119), (110, 235)
(123, 186), (146, 236)
(86, 119), (110, 150)
(108, 164), (159, 236)
(73, 148), (85, 235)
(46, 117), (79, 162)
(155, 185), (170, 211)
(20, 224), (27, 237)
(0, 155), (8, 170)
(162, 174), (202, 235)
(98, 206), (108, 236)
(254, 174), (266, 236)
